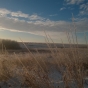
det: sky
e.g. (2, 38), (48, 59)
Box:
(0, 0), (88, 44)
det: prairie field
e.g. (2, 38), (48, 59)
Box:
(0, 0), (88, 88)
(0, 47), (88, 88)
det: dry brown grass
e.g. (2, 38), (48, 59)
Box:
(0, 48), (88, 88)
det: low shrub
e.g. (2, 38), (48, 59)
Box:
(0, 39), (21, 50)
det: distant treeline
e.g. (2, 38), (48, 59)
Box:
(0, 39), (21, 50)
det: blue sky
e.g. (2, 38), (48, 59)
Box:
(0, 0), (88, 43)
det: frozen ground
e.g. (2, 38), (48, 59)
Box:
(0, 67), (88, 88)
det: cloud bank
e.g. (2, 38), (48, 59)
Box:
(0, 8), (88, 39)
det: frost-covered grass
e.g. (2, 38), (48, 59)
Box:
(0, 48), (88, 88)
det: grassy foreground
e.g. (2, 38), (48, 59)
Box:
(0, 48), (88, 88)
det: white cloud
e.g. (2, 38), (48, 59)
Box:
(60, 7), (66, 11)
(29, 14), (45, 21)
(0, 8), (44, 21)
(80, 3), (88, 10)
(0, 8), (10, 16)
(0, 8), (88, 43)
(0, 15), (88, 34)
(11, 11), (29, 18)
(79, 3), (88, 15)
(0, 8), (29, 18)
(65, 0), (84, 5)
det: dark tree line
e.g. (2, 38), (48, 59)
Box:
(0, 39), (21, 50)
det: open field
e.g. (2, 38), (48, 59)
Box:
(0, 0), (88, 88)
(0, 47), (88, 88)
(1, 42), (87, 53)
